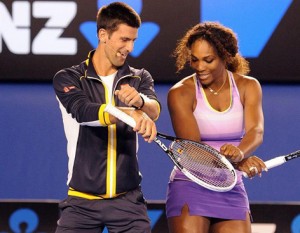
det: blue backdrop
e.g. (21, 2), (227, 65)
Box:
(0, 83), (300, 202)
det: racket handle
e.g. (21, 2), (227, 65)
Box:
(104, 104), (136, 128)
(242, 156), (286, 178)
(264, 156), (286, 169)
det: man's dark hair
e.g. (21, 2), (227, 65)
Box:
(96, 2), (141, 34)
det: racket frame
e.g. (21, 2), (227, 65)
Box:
(104, 104), (237, 192)
(155, 132), (237, 192)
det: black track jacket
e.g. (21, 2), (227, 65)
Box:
(53, 50), (160, 199)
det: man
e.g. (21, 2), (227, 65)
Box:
(53, 2), (161, 232)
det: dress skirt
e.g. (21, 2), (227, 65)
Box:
(166, 167), (250, 220)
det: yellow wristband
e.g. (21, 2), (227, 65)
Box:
(99, 104), (107, 125)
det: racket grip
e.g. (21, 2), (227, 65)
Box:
(104, 104), (136, 128)
(264, 156), (286, 169)
(242, 156), (286, 178)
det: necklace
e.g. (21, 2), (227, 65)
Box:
(208, 75), (227, 95)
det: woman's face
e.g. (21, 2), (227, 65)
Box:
(190, 39), (226, 85)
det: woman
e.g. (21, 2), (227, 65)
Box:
(166, 22), (266, 233)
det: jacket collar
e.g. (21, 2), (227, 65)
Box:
(85, 50), (132, 81)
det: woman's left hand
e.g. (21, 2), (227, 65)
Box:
(235, 156), (267, 178)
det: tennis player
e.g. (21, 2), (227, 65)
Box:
(53, 2), (160, 232)
(166, 22), (266, 233)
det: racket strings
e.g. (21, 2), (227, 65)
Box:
(171, 141), (236, 188)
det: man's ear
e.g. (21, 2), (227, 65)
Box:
(98, 28), (107, 43)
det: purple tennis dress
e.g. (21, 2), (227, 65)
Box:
(166, 71), (250, 220)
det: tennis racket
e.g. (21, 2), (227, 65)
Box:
(243, 150), (300, 178)
(104, 104), (237, 192)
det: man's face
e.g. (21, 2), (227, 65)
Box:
(104, 24), (138, 67)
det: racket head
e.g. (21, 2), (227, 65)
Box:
(169, 139), (237, 192)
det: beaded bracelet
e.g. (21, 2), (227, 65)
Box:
(133, 94), (145, 110)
